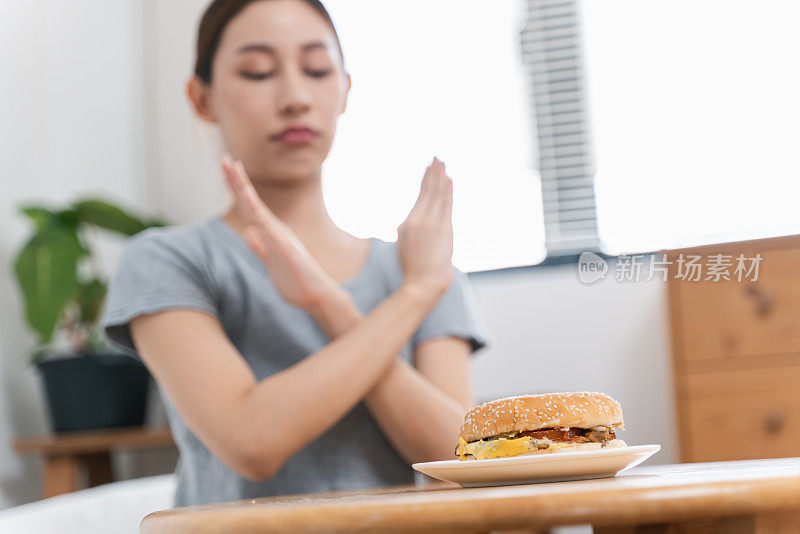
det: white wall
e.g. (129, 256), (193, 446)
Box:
(142, 0), (228, 222)
(469, 264), (678, 465)
(0, 1), (175, 510)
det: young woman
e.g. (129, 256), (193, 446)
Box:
(102, 0), (492, 507)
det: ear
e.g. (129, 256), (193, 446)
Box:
(339, 72), (352, 114)
(186, 76), (217, 123)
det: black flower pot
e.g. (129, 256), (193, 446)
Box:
(37, 353), (151, 433)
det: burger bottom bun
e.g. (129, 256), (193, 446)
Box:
(524, 438), (628, 456)
(461, 438), (629, 461)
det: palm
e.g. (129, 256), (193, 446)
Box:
(396, 157), (455, 294)
(221, 156), (335, 310)
(256, 230), (332, 309)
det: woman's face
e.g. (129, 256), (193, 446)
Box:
(200, 0), (350, 183)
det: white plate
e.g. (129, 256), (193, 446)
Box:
(412, 444), (661, 487)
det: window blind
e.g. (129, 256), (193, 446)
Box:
(519, 0), (600, 255)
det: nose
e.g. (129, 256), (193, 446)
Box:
(277, 65), (312, 116)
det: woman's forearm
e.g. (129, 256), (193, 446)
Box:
(365, 358), (466, 463)
(308, 285), (467, 463)
(239, 282), (440, 477)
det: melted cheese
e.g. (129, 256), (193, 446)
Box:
(456, 437), (469, 459)
(456, 436), (540, 460)
(456, 435), (624, 460)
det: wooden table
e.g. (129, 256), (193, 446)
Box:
(141, 458), (800, 533)
(12, 426), (174, 498)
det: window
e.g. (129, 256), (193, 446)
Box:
(582, 0), (800, 254)
(321, 0), (545, 273)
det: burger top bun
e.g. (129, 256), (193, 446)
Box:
(459, 392), (624, 443)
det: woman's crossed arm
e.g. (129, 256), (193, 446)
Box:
(129, 156), (464, 481)
(130, 278), (442, 482)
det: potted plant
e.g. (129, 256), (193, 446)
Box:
(12, 198), (167, 433)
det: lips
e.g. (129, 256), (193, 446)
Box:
(273, 126), (318, 145)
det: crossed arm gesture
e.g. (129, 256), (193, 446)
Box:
(220, 154), (455, 316)
(129, 156), (473, 482)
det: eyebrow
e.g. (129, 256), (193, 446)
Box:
(236, 41), (328, 54)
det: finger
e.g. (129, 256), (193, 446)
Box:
(430, 166), (452, 218)
(410, 159), (438, 214)
(442, 174), (453, 222)
(234, 161), (267, 223)
(427, 157), (448, 216)
(222, 156), (248, 216)
(222, 157), (260, 222)
(225, 158), (281, 233)
(433, 156), (445, 174)
(243, 226), (270, 265)
(236, 161), (283, 229)
(431, 175), (451, 219)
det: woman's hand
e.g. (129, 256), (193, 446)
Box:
(397, 157), (455, 297)
(221, 155), (340, 311)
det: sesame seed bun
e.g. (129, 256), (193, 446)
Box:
(459, 392), (624, 443)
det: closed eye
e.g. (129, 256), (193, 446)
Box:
(240, 70), (332, 81)
(307, 69), (332, 78)
(241, 71), (274, 80)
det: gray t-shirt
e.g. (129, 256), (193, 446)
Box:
(101, 214), (493, 507)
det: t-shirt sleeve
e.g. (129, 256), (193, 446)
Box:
(412, 267), (494, 355)
(101, 231), (219, 359)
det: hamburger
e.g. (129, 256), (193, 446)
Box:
(455, 392), (626, 460)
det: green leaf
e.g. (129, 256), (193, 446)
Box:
(144, 216), (169, 228)
(19, 206), (59, 231)
(13, 225), (83, 343)
(54, 208), (81, 227)
(72, 199), (162, 236)
(20, 206), (83, 229)
(75, 278), (107, 324)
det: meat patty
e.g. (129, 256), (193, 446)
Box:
(519, 427), (616, 443)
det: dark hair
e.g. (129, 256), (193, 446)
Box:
(194, 0), (345, 84)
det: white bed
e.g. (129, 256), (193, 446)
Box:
(0, 474), (175, 534)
